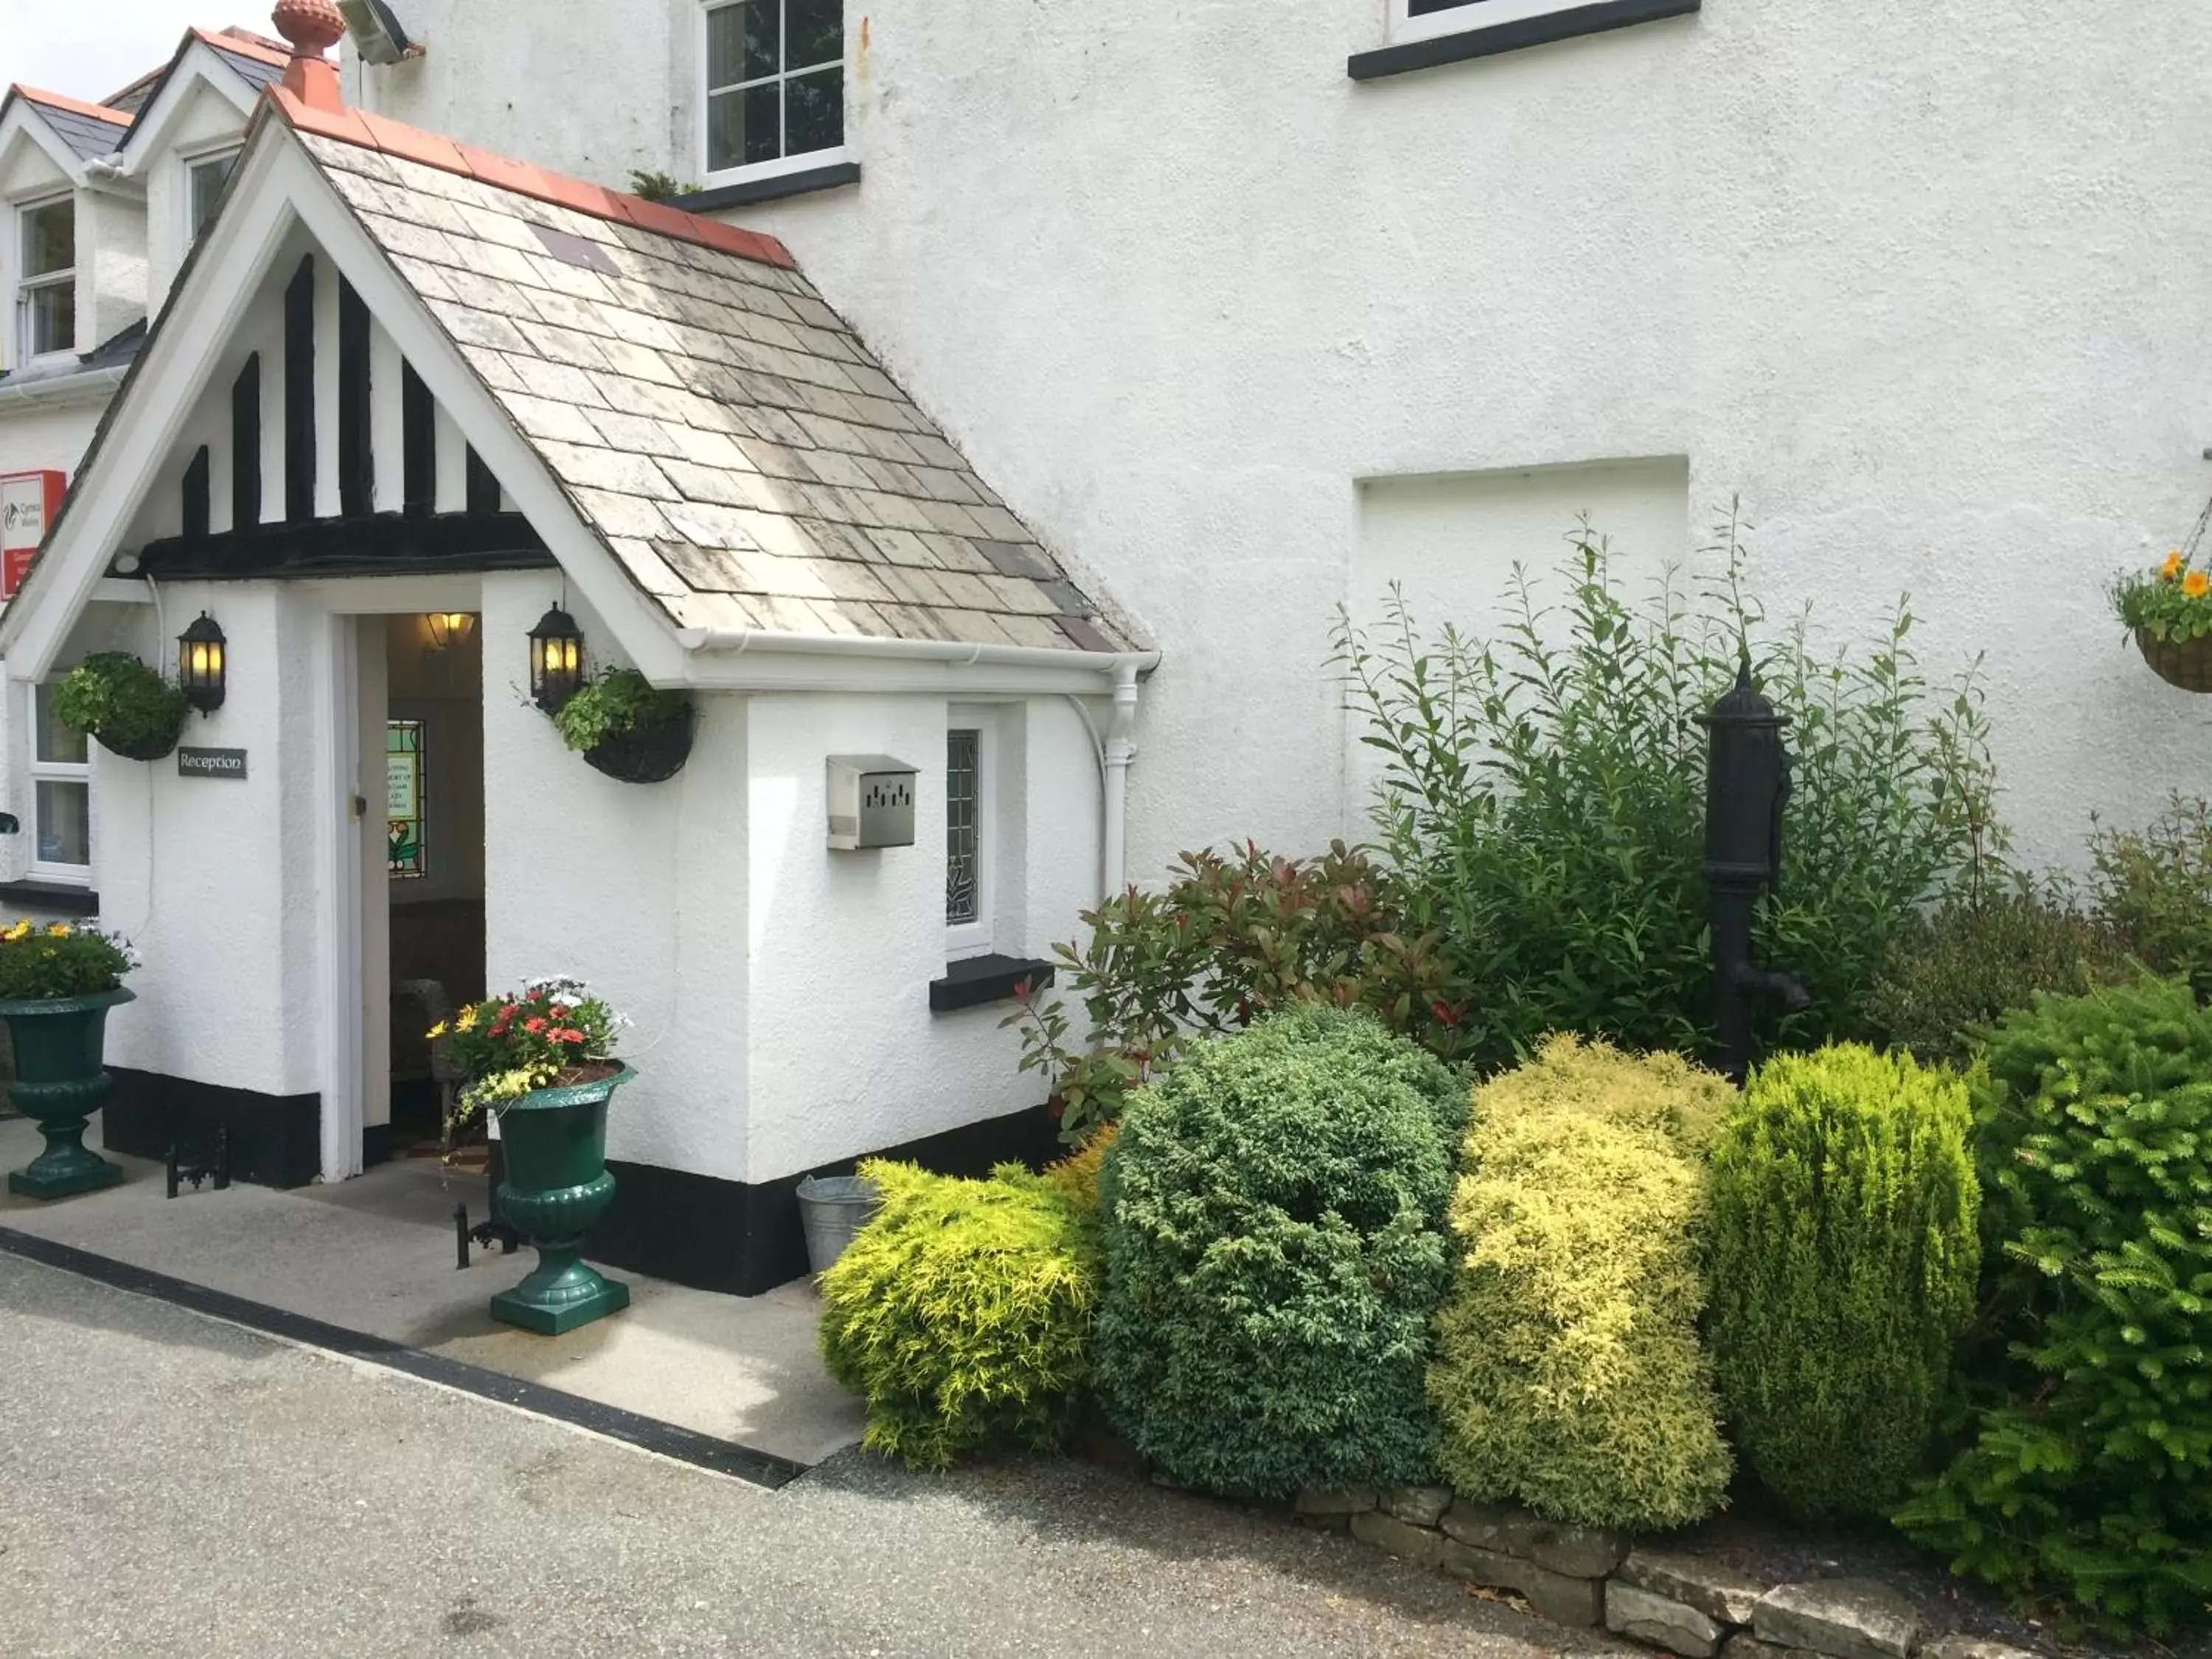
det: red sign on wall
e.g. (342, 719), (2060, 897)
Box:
(1, 470), (65, 599)
(1, 471), (65, 602)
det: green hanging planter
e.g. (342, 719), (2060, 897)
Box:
(488, 1064), (633, 1335)
(0, 987), (133, 1200)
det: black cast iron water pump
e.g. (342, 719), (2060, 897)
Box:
(1700, 660), (1810, 1079)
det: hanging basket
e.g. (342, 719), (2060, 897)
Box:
(582, 707), (695, 784)
(2135, 628), (2212, 695)
(92, 723), (182, 762)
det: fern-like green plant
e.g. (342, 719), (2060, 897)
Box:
(817, 1159), (1100, 1470)
(1428, 1034), (1736, 1531)
(1896, 978), (2212, 1640)
(549, 667), (689, 752)
(1707, 1043), (1980, 1520)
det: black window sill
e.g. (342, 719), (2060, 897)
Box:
(930, 954), (1056, 1014)
(667, 161), (861, 215)
(0, 881), (100, 915)
(1348, 0), (1698, 80)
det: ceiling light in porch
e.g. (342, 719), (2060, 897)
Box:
(425, 612), (473, 651)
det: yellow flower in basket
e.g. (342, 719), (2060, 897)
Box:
(2163, 549), (2187, 581)
(2184, 570), (2209, 600)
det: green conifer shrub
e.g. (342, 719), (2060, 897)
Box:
(1896, 978), (2212, 1639)
(1428, 1035), (1735, 1531)
(1093, 1006), (1467, 1498)
(818, 1159), (1100, 1470)
(1707, 1043), (1980, 1520)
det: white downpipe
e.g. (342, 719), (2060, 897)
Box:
(1101, 659), (1140, 901)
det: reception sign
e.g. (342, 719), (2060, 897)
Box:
(1, 470), (64, 599)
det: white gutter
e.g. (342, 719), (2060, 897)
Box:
(0, 365), (128, 411)
(672, 625), (1159, 676)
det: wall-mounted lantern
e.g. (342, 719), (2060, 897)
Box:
(528, 605), (582, 713)
(178, 611), (226, 714)
(425, 611), (473, 652)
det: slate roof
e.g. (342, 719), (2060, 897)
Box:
(201, 30), (290, 96)
(279, 102), (1143, 655)
(13, 88), (131, 161)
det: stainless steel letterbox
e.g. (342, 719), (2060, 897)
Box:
(826, 754), (918, 850)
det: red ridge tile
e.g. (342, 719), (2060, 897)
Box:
(271, 88), (375, 148)
(352, 106), (467, 174)
(13, 85), (131, 125)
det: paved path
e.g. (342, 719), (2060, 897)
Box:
(1, 1254), (1626, 1658)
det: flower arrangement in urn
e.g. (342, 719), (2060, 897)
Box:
(2114, 504), (2212, 691)
(437, 974), (625, 1128)
(0, 920), (139, 1199)
(434, 975), (636, 1334)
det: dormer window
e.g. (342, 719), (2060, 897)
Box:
(187, 149), (240, 243)
(16, 196), (74, 361)
(702, 1), (844, 181)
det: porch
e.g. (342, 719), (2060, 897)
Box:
(0, 1113), (863, 1472)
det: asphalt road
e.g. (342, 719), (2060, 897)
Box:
(0, 1253), (1626, 1658)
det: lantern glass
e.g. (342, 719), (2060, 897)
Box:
(425, 612), (473, 651)
(178, 611), (226, 714)
(528, 606), (584, 712)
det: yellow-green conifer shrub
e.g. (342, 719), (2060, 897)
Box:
(1428, 1034), (1736, 1531)
(1707, 1044), (1979, 1520)
(818, 1159), (1099, 1470)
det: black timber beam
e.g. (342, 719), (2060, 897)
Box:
(129, 511), (555, 582)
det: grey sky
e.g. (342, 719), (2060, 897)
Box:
(1, 3), (241, 103)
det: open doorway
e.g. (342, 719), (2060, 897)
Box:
(380, 611), (485, 1165)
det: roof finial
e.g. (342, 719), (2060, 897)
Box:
(272, 1), (346, 112)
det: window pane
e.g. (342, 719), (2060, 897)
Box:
(946, 728), (980, 927)
(25, 281), (74, 355)
(386, 719), (425, 878)
(787, 0), (842, 69)
(786, 67), (844, 156)
(189, 155), (236, 239)
(35, 779), (89, 868)
(707, 0), (778, 87)
(34, 685), (86, 765)
(708, 85), (784, 170)
(21, 201), (72, 278)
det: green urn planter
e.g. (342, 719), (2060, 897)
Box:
(489, 1063), (633, 1335)
(0, 987), (133, 1200)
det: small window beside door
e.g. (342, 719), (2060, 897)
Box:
(30, 684), (90, 880)
(16, 197), (75, 361)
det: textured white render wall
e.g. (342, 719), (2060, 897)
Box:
(0, 399), (102, 487)
(77, 189), (147, 357)
(354, 1), (685, 188)
(742, 691), (1098, 1182)
(479, 571), (754, 1180)
(377, 0), (2212, 877)
(63, 584), (320, 1098)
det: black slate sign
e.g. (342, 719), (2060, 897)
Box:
(177, 747), (248, 781)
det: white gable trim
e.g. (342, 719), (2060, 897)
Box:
(0, 119), (686, 686)
(0, 103), (103, 191)
(114, 43), (264, 173)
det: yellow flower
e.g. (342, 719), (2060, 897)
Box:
(2183, 570), (2208, 600)
(456, 1006), (477, 1032)
(426, 1021), (448, 1040)
(3, 922), (29, 942)
(45, 923), (70, 938)
(2163, 549), (2187, 581)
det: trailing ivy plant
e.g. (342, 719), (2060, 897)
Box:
(550, 667), (689, 752)
(1331, 506), (2006, 1069)
(52, 652), (189, 759)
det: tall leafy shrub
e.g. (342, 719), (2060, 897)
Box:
(818, 1159), (1100, 1470)
(2090, 794), (2212, 990)
(1706, 1044), (1980, 1520)
(1896, 978), (2212, 1638)
(1093, 1006), (1465, 1498)
(1333, 517), (2004, 1068)
(1428, 1035), (1736, 1531)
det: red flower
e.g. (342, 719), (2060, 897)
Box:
(554, 1027), (585, 1044)
(1431, 1000), (1464, 1029)
(524, 1016), (548, 1034)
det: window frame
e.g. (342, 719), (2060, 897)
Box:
(698, 0), (849, 188)
(28, 682), (92, 886)
(944, 716), (996, 961)
(1389, 0), (1597, 44)
(15, 192), (77, 365)
(184, 145), (242, 247)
